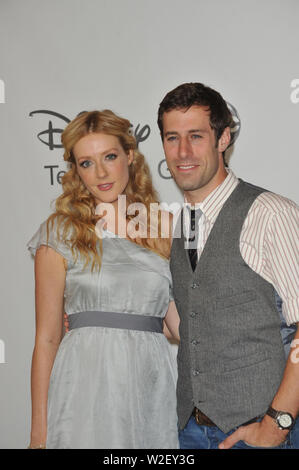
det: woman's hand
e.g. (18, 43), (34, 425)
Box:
(164, 301), (180, 342)
(64, 313), (69, 333)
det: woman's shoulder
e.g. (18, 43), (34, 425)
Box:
(27, 215), (74, 262)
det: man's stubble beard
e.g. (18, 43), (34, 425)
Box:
(170, 170), (206, 193)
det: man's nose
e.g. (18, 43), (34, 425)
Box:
(178, 137), (191, 159)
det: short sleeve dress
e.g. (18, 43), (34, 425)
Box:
(27, 218), (178, 449)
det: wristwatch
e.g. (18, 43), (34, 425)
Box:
(266, 406), (294, 430)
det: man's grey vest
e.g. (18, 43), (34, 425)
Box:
(170, 180), (286, 433)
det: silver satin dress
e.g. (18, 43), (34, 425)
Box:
(27, 220), (179, 449)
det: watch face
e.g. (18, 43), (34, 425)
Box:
(278, 413), (292, 429)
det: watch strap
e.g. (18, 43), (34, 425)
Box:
(266, 405), (294, 430)
(266, 405), (279, 420)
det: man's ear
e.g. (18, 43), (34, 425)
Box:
(218, 127), (231, 153)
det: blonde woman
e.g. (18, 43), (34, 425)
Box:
(27, 110), (180, 449)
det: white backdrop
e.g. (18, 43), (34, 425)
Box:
(0, 0), (298, 448)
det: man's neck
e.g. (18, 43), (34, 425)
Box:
(184, 169), (228, 206)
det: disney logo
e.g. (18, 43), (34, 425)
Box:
(226, 101), (241, 148)
(158, 159), (172, 180)
(29, 110), (70, 150)
(30, 110), (151, 150)
(130, 123), (151, 147)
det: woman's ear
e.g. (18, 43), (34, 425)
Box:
(128, 150), (134, 165)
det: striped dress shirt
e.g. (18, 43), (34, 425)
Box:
(183, 170), (299, 326)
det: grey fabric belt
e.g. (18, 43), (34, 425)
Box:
(67, 310), (164, 333)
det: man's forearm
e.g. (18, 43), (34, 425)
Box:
(219, 324), (299, 448)
(271, 324), (299, 418)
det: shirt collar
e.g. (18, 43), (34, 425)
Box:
(184, 169), (239, 222)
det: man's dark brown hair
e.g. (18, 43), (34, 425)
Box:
(157, 82), (234, 146)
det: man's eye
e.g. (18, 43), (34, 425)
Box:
(79, 160), (92, 168)
(191, 134), (202, 140)
(105, 153), (117, 160)
(166, 136), (177, 142)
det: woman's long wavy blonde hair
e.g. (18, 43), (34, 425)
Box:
(47, 110), (171, 270)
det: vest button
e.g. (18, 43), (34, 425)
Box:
(192, 369), (200, 376)
(191, 282), (199, 289)
(191, 339), (199, 346)
(190, 311), (198, 318)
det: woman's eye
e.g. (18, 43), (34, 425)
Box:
(105, 153), (117, 161)
(79, 160), (92, 168)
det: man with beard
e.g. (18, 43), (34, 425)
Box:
(158, 82), (299, 449)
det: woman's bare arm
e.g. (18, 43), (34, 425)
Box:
(161, 211), (180, 342)
(29, 246), (66, 448)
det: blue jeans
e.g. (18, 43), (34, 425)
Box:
(179, 415), (299, 449)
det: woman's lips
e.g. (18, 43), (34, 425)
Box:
(97, 183), (113, 191)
